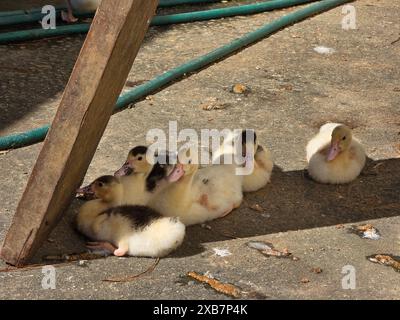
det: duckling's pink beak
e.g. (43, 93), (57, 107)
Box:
(114, 161), (134, 177)
(76, 184), (96, 200)
(327, 141), (340, 161)
(167, 163), (184, 182)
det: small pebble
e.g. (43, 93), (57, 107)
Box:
(231, 83), (249, 94)
(301, 278), (310, 284)
(311, 267), (323, 274)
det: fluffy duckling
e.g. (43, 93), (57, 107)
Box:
(62, 0), (101, 23)
(306, 123), (366, 184)
(77, 175), (123, 240)
(240, 130), (274, 192)
(76, 146), (151, 201)
(77, 176), (185, 257)
(114, 145), (149, 177)
(115, 146), (179, 205)
(77, 158), (183, 236)
(77, 146), (177, 205)
(211, 129), (273, 192)
(149, 148), (243, 226)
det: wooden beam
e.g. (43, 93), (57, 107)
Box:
(0, 0), (159, 266)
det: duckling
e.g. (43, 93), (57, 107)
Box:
(77, 156), (183, 234)
(149, 147), (243, 226)
(306, 123), (366, 184)
(86, 205), (185, 257)
(77, 177), (185, 257)
(240, 129), (274, 192)
(211, 129), (273, 192)
(76, 145), (150, 200)
(62, 0), (101, 23)
(114, 145), (149, 177)
(115, 146), (180, 205)
(76, 175), (123, 240)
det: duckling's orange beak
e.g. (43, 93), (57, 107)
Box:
(167, 163), (184, 182)
(327, 140), (340, 161)
(114, 161), (134, 177)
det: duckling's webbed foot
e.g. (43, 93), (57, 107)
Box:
(86, 241), (117, 254)
(113, 247), (128, 257)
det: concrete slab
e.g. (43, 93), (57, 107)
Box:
(0, 0), (399, 299)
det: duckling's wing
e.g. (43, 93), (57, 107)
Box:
(306, 130), (332, 162)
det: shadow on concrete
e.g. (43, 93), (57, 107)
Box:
(0, 0), (265, 135)
(0, 26), (176, 134)
(31, 156), (400, 263)
(0, 0), (191, 133)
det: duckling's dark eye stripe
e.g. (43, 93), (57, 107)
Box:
(130, 146), (148, 156)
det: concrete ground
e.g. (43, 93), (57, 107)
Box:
(0, 0), (399, 299)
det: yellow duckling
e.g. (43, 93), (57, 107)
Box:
(77, 175), (123, 240)
(116, 146), (185, 205)
(77, 155), (183, 237)
(77, 176), (185, 257)
(149, 148), (243, 226)
(306, 123), (366, 184)
(76, 146), (151, 201)
(211, 129), (273, 192)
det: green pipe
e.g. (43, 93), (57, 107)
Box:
(153, 0), (314, 25)
(0, 5), (66, 17)
(0, 24), (90, 44)
(0, 0), (352, 150)
(159, 0), (222, 7)
(0, 10), (93, 27)
(0, 0), (314, 44)
(0, 0), (221, 25)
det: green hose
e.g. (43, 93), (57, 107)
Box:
(159, 0), (222, 7)
(0, 5), (66, 17)
(153, 0), (314, 25)
(0, 0), (221, 25)
(0, 0), (351, 150)
(0, 0), (315, 43)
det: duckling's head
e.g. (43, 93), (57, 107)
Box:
(327, 125), (353, 161)
(91, 175), (123, 203)
(146, 152), (185, 191)
(114, 146), (151, 177)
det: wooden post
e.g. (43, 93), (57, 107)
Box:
(0, 0), (159, 266)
